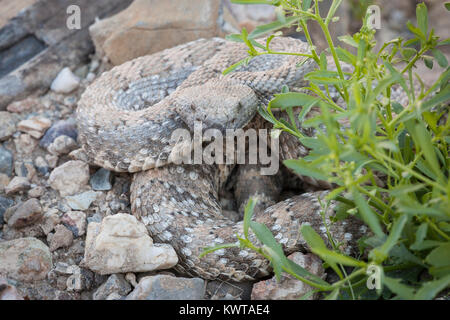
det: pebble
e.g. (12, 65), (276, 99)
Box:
(6, 97), (41, 114)
(0, 173), (10, 193)
(48, 160), (90, 196)
(39, 209), (60, 235)
(251, 253), (325, 300)
(14, 133), (38, 154)
(93, 274), (132, 300)
(40, 119), (78, 148)
(0, 196), (15, 225)
(65, 190), (98, 211)
(61, 211), (86, 237)
(5, 177), (30, 195)
(126, 275), (205, 300)
(45, 154), (58, 168)
(0, 276), (24, 300)
(50, 67), (80, 93)
(28, 186), (45, 198)
(0, 237), (52, 282)
(83, 213), (178, 274)
(90, 168), (113, 191)
(0, 112), (18, 141)
(34, 156), (49, 175)
(49, 224), (74, 251)
(17, 117), (52, 139)
(0, 146), (13, 177)
(6, 198), (43, 228)
(47, 135), (78, 155)
(14, 160), (36, 180)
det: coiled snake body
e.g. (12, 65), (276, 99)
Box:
(77, 37), (366, 281)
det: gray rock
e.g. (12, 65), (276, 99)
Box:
(0, 237), (52, 282)
(0, 146), (13, 177)
(40, 119), (77, 148)
(93, 274), (132, 300)
(5, 176), (30, 195)
(126, 275), (205, 300)
(61, 211), (86, 237)
(0, 111), (18, 141)
(47, 135), (78, 155)
(34, 156), (49, 175)
(65, 190), (98, 211)
(7, 198), (43, 228)
(0, 276), (24, 300)
(0, 196), (14, 225)
(90, 168), (113, 191)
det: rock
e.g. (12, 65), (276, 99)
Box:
(61, 211), (86, 237)
(39, 119), (78, 148)
(14, 160), (36, 180)
(93, 274), (132, 300)
(65, 190), (98, 211)
(0, 237), (52, 282)
(0, 111), (18, 141)
(47, 135), (78, 155)
(90, 168), (113, 191)
(83, 213), (178, 274)
(0, 146), (13, 176)
(68, 148), (88, 162)
(34, 156), (50, 175)
(6, 97), (41, 113)
(49, 224), (73, 251)
(39, 209), (60, 235)
(50, 67), (80, 93)
(28, 185), (45, 198)
(0, 173), (10, 193)
(5, 176), (30, 195)
(0, 276), (23, 300)
(126, 275), (205, 300)
(48, 160), (89, 196)
(0, 196), (15, 225)
(90, 0), (225, 65)
(17, 116), (51, 139)
(251, 253), (325, 300)
(14, 133), (37, 154)
(45, 154), (58, 168)
(7, 198), (43, 228)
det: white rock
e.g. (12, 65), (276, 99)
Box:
(17, 117), (51, 139)
(48, 160), (89, 196)
(47, 135), (78, 155)
(83, 213), (178, 274)
(51, 67), (80, 93)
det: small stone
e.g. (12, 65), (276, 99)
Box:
(45, 154), (58, 168)
(49, 224), (74, 251)
(14, 133), (38, 154)
(0, 173), (10, 193)
(50, 67), (80, 93)
(126, 275), (205, 300)
(61, 211), (86, 237)
(65, 190), (98, 211)
(0, 276), (24, 300)
(17, 117), (51, 139)
(39, 209), (60, 235)
(125, 273), (138, 287)
(68, 148), (88, 162)
(83, 213), (178, 274)
(0, 237), (52, 282)
(7, 198), (43, 228)
(5, 177), (30, 195)
(34, 156), (50, 175)
(47, 135), (78, 155)
(0, 146), (13, 177)
(6, 97), (41, 114)
(0, 112), (18, 141)
(90, 168), (113, 191)
(14, 160), (36, 180)
(0, 196), (15, 225)
(28, 186), (45, 198)
(48, 160), (89, 196)
(93, 274), (132, 300)
(251, 253), (325, 300)
(40, 119), (78, 148)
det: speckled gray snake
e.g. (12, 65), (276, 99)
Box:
(76, 37), (367, 281)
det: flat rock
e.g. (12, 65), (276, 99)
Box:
(126, 275), (205, 300)
(89, 0), (224, 65)
(48, 160), (89, 196)
(90, 168), (113, 191)
(251, 252), (325, 300)
(65, 190), (98, 211)
(7, 198), (42, 228)
(6, 97), (41, 113)
(17, 116), (51, 139)
(83, 213), (178, 274)
(0, 237), (52, 282)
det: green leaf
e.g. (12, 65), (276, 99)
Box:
(352, 189), (384, 238)
(199, 243), (239, 258)
(432, 49), (449, 68)
(445, 2), (450, 11)
(243, 198), (257, 239)
(416, 3), (429, 39)
(424, 56), (433, 69)
(302, 0), (313, 11)
(268, 92), (319, 110)
(370, 215), (408, 262)
(426, 243), (450, 277)
(338, 35), (358, 48)
(422, 87), (450, 111)
(325, 288), (340, 300)
(313, 247), (366, 267)
(414, 275), (450, 300)
(336, 47), (357, 66)
(248, 16), (299, 39)
(284, 159), (330, 182)
(222, 57), (252, 75)
(383, 276), (416, 300)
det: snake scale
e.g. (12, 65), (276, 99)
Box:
(77, 37), (368, 281)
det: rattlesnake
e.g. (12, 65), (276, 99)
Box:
(77, 37), (368, 281)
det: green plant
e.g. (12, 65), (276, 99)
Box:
(202, 0), (450, 300)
